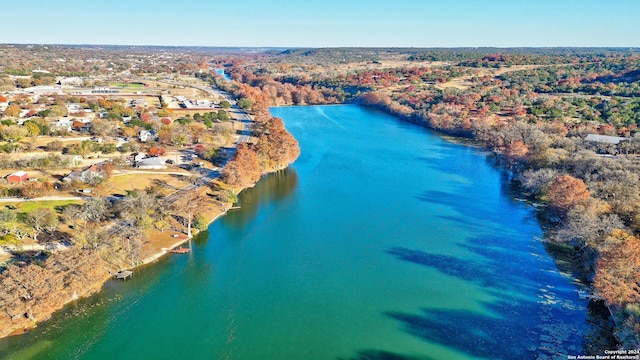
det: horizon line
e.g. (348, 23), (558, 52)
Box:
(1, 43), (640, 50)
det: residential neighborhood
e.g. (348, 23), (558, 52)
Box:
(0, 46), (255, 267)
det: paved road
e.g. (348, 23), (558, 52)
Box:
(0, 196), (85, 203)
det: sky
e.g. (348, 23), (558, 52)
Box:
(1, 0), (639, 48)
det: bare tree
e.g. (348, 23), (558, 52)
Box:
(25, 208), (58, 242)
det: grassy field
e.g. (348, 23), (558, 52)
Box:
(104, 172), (193, 195)
(0, 199), (82, 247)
(12, 200), (81, 213)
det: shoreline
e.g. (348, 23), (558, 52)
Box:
(135, 159), (290, 266)
(0, 159), (288, 340)
(137, 202), (234, 265)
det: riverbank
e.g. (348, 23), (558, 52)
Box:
(137, 167), (285, 266)
(0, 109), (295, 340)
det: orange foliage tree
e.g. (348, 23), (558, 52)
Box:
(593, 228), (640, 347)
(140, 112), (152, 122)
(547, 175), (590, 213)
(0, 248), (107, 336)
(3, 104), (21, 118)
(221, 143), (261, 189)
(147, 147), (166, 157)
(503, 140), (529, 169)
(254, 117), (300, 171)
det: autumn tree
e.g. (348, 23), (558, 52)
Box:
(221, 143), (261, 189)
(546, 175), (590, 214)
(0, 247), (107, 336)
(117, 191), (172, 231)
(147, 146), (166, 157)
(90, 118), (117, 136)
(3, 104), (21, 118)
(46, 140), (64, 151)
(71, 227), (109, 250)
(23, 121), (40, 136)
(502, 140), (529, 170)
(21, 182), (54, 198)
(254, 117), (300, 171)
(168, 132), (185, 147)
(188, 122), (207, 143)
(48, 104), (68, 118)
(593, 229), (640, 307)
(0, 125), (28, 142)
(140, 112), (152, 122)
(62, 204), (83, 229)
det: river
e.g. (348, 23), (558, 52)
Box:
(0, 105), (594, 359)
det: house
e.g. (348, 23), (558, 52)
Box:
(58, 77), (84, 86)
(22, 85), (64, 95)
(127, 152), (146, 163)
(63, 163), (108, 183)
(139, 130), (157, 142)
(585, 134), (627, 145)
(66, 103), (81, 113)
(7, 171), (28, 183)
(72, 119), (91, 132)
(53, 118), (74, 128)
(51, 118), (75, 133)
(133, 153), (146, 162)
(136, 157), (166, 170)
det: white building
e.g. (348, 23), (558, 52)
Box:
(58, 77), (84, 86)
(139, 130), (157, 142)
(22, 85), (64, 95)
(585, 134), (628, 145)
(137, 157), (166, 169)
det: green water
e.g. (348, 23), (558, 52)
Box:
(0, 105), (589, 359)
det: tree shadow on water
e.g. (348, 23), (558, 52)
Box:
(384, 246), (583, 358)
(386, 305), (537, 359)
(385, 245), (539, 294)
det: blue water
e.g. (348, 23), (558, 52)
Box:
(0, 105), (588, 359)
(216, 68), (231, 81)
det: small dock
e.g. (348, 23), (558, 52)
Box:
(114, 270), (133, 280)
(168, 247), (190, 254)
(228, 206), (241, 211)
(578, 290), (603, 300)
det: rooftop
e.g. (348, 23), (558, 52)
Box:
(585, 134), (627, 145)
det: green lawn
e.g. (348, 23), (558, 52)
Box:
(12, 200), (82, 214)
(0, 200), (82, 245)
(111, 82), (145, 89)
